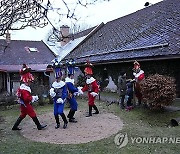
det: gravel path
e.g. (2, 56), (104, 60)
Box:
(20, 109), (123, 144)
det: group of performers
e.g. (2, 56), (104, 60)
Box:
(118, 60), (145, 111)
(12, 59), (144, 130)
(12, 59), (100, 130)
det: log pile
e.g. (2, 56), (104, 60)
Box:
(140, 74), (176, 109)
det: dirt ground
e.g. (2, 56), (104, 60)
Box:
(21, 109), (123, 144)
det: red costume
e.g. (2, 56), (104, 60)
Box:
(82, 77), (99, 106)
(12, 64), (47, 130)
(81, 61), (99, 117)
(17, 84), (36, 118)
(133, 61), (145, 105)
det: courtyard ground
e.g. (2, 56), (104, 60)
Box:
(0, 93), (180, 154)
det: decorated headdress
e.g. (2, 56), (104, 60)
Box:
(66, 59), (76, 75)
(20, 64), (34, 83)
(53, 58), (63, 79)
(84, 60), (93, 75)
(133, 60), (140, 70)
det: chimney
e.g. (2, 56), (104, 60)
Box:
(60, 25), (70, 46)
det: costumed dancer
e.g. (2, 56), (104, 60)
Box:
(49, 59), (68, 129)
(12, 64), (47, 130)
(132, 60), (145, 106)
(81, 61), (99, 117)
(65, 59), (81, 123)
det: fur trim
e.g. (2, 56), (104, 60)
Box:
(86, 77), (95, 84)
(20, 84), (31, 93)
(52, 81), (65, 88)
(65, 77), (75, 84)
(134, 70), (144, 78)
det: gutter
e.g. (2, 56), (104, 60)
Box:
(75, 54), (180, 66)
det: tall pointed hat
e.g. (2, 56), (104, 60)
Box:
(66, 59), (76, 75)
(84, 60), (93, 75)
(19, 64), (34, 83)
(53, 58), (63, 79)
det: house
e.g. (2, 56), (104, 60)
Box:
(63, 0), (180, 97)
(44, 24), (104, 84)
(0, 39), (56, 95)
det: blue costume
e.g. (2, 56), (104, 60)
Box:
(65, 78), (78, 111)
(51, 81), (67, 115)
(65, 59), (79, 122)
(49, 59), (68, 129)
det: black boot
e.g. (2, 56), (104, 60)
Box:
(32, 117), (47, 130)
(92, 105), (99, 114)
(55, 115), (60, 129)
(60, 113), (68, 129)
(86, 106), (92, 117)
(12, 117), (23, 130)
(68, 110), (77, 123)
(67, 109), (74, 119)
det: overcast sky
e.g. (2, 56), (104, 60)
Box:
(3, 0), (162, 41)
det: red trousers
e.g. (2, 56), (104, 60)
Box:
(88, 93), (96, 106)
(20, 104), (36, 118)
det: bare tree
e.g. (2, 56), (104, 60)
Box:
(0, 0), (110, 37)
(45, 22), (93, 43)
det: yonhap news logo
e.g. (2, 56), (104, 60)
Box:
(114, 133), (180, 148)
(114, 133), (128, 149)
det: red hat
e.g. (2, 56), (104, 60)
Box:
(133, 60), (140, 70)
(20, 64), (34, 83)
(84, 61), (93, 75)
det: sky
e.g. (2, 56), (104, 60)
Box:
(2, 0), (162, 41)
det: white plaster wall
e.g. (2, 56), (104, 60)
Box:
(105, 76), (117, 92)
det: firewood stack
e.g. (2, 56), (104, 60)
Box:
(140, 74), (176, 109)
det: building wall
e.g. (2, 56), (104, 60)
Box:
(90, 59), (180, 97)
(0, 72), (6, 92)
(0, 72), (50, 95)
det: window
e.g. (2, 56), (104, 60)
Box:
(25, 46), (39, 53)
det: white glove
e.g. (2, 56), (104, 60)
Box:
(77, 87), (83, 95)
(32, 95), (39, 103)
(131, 79), (136, 82)
(57, 98), (64, 104)
(74, 92), (79, 96)
(50, 88), (56, 98)
(90, 92), (98, 97)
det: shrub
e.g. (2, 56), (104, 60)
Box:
(141, 74), (176, 109)
(76, 74), (85, 87)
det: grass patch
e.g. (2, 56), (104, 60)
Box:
(0, 95), (180, 154)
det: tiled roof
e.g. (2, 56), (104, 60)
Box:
(0, 40), (56, 71)
(64, 0), (180, 64)
(70, 26), (96, 40)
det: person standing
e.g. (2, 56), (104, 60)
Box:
(125, 80), (134, 111)
(12, 64), (47, 130)
(65, 59), (80, 123)
(49, 59), (68, 129)
(81, 61), (99, 117)
(133, 60), (145, 106)
(118, 71), (127, 109)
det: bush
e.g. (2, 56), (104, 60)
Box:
(76, 74), (85, 87)
(141, 74), (176, 109)
(31, 84), (50, 106)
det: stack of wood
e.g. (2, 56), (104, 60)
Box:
(140, 74), (176, 109)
